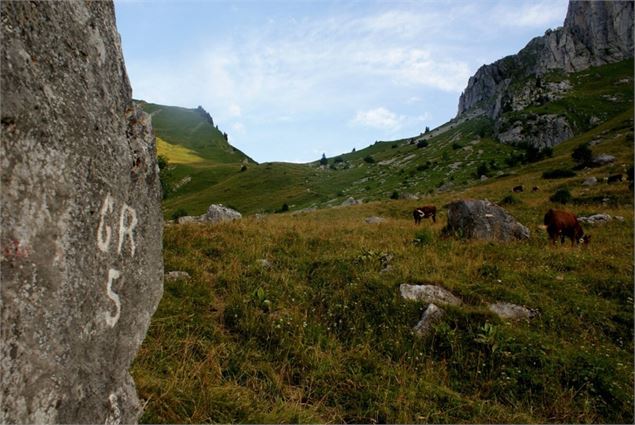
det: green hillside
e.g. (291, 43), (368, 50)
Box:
(145, 59), (632, 220)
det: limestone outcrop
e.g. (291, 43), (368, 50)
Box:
(443, 199), (530, 241)
(457, 1), (634, 119)
(1, 1), (163, 423)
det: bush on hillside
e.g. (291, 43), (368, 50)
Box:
(319, 153), (328, 166)
(413, 229), (433, 246)
(363, 155), (376, 164)
(170, 208), (188, 220)
(542, 168), (576, 179)
(276, 203), (289, 213)
(452, 142), (462, 150)
(390, 191), (400, 200)
(572, 143), (593, 167)
(550, 188), (572, 204)
(416, 140), (429, 148)
(476, 163), (489, 178)
(500, 194), (521, 205)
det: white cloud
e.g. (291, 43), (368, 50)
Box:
(229, 104), (241, 117)
(493, 0), (568, 29)
(231, 122), (245, 133)
(352, 107), (403, 130)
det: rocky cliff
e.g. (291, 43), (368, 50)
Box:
(1, 1), (163, 423)
(457, 0), (634, 119)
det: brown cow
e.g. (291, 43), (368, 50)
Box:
(543, 209), (590, 246)
(413, 205), (436, 224)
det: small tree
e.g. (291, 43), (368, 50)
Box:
(425, 126), (430, 134)
(319, 153), (328, 166)
(416, 140), (428, 148)
(572, 143), (593, 166)
(363, 155), (375, 164)
(476, 163), (489, 178)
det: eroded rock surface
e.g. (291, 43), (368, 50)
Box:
(1, 1), (163, 423)
(400, 284), (462, 306)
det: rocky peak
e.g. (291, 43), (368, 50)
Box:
(457, 0), (634, 119)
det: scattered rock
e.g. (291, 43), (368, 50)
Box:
(413, 303), (445, 337)
(614, 216), (625, 222)
(341, 197), (362, 206)
(578, 213), (612, 224)
(582, 176), (598, 186)
(256, 259), (272, 269)
(488, 302), (537, 321)
(165, 271), (191, 281)
(177, 215), (202, 224)
(202, 204), (241, 223)
(1, 2), (163, 422)
(400, 284), (462, 306)
(365, 216), (385, 224)
(443, 199), (530, 241)
(480, 175), (488, 181)
(591, 154), (616, 166)
(401, 193), (420, 200)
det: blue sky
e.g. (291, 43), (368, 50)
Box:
(114, 0), (568, 163)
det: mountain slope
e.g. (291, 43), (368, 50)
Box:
(139, 101), (253, 164)
(147, 58), (632, 219)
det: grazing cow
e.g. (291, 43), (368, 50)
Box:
(513, 185), (524, 193)
(532, 186), (540, 192)
(413, 205), (437, 224)
(607, 174), (623, 183)
(543, 209), (590, 246)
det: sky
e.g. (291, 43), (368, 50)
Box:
(114, 0), (569, 163)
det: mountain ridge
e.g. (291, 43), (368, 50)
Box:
(457, 0), (633, 120)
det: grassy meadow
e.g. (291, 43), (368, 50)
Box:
(132, 139), (633, 422)
(132, 59), (634, 423)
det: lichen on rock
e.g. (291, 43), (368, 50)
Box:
(1, 1), (163, 423)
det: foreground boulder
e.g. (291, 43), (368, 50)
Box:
(1, 2), (163, 423)
(443, 199), (530, 241)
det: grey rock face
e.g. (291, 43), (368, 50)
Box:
(443, 199), (530, 241)
(1, 2), (163, 423)
(457, 1), (633, 118)
(202, 204), (242, 223)
(497, 114), (574, 148)
(400, 284), (462, 306)
(488, 302), (537, 321)
(413, 303), (445, 337)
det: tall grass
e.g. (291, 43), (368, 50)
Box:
(133, 173), (633, 422)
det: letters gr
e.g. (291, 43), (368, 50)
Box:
(97, 194), (138, 257)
